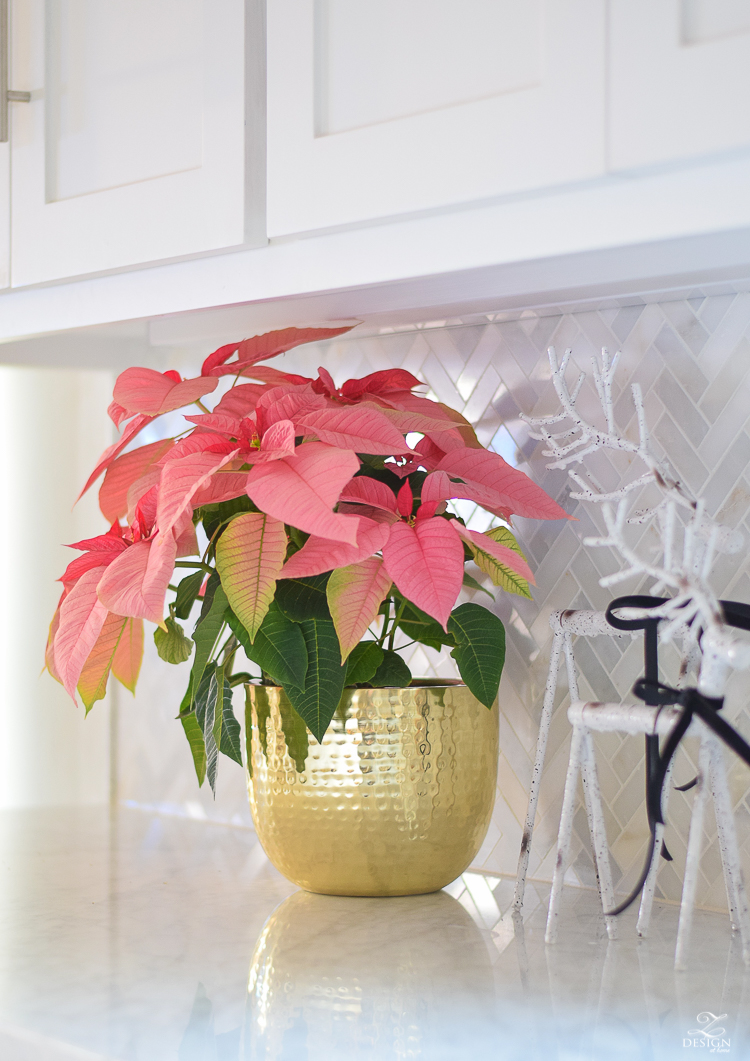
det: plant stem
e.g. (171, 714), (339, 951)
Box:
(194, 399), (211, 414)
(202, 520), (227, 563)
(378, 598), (392, 647)
(174, 560), (213, 574)
(388, 598), (408, 652)
(221, 635), (239, 673)
(222, 634), (238, 661)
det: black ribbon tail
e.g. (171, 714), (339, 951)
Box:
(598, 595), (750, 919)
(603, 831), (658, 918)
(607, 599), (674, 863)
(698, 710), (750, 769)
(603, 698), (693, 917)
(646, 701), (694, 828)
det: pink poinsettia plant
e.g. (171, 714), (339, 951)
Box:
(47, 326), (569, 791)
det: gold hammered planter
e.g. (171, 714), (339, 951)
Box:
(244, 680), (499, 896)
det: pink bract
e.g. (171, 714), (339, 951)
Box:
(50, 324), (569, 712)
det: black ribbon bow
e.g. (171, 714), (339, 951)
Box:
(601, 595), (750, 916)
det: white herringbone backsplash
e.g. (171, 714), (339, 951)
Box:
(118, 293), (750, 911)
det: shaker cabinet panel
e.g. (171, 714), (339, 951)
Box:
(9, 0), (252, 287)
(267, 0), (606, 237)
(609, 0), (750, 170)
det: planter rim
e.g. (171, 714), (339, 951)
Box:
(243, 678), (465, 690)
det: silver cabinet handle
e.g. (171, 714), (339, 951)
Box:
(1, 0), (31, 144)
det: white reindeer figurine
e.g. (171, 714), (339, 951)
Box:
(514, 347), (750, 967)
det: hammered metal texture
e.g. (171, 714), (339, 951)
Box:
(245, 683), (499, 896)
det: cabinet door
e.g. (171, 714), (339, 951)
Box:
(267, 0), (605, 237)
(0, 0), (12, 289)
(0, 138), (7, 289)
(610, 0), (750, 171)
(9, 0), (256, 288)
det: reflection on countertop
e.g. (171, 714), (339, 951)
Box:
(246, 890), (495, 1058)
(0, 806), (748, 1060)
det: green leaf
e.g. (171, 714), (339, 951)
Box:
(448, 602), (505, 709)
(199, 495), (257, 549)
(195, 666), (222, 795)
(471, 553), (532, 598)
(345, 641), (384, 685)
(353, 464), (403, 490)
(215, 512), (287, 641)
(228, 671), (253, 687)
(189, 577), (228, 707)
(193, 664), (214, 722)
(462, 570), (494, 598)
(227, 603), (308, 687)
(195, 662), (240, 769)
(204, 686), (220, 796)
(485, 525), (527, 560)
(327, 557), (392, 661)
(180, 712), (206, 786)
(286, 525), (309, 552)
(174, 570), (205, 620)
(370, 649), (412, 688)
(396, 597), (455, 651)
(466, 528), (533, 599)
(219, 686), (242, 766)
(154, 616), (194, 664)
(406, 469), (428, 500)
(282, 617), (346, 742)
(179, 675), (194, 718)
(275, 574), (331, 621)
(279, 696), (310, 773)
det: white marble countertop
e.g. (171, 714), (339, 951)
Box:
(0, 807), (747, 1060)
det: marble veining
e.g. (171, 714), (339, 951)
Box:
(0, 807), (748, 1060)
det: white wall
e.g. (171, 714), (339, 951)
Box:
(0, 366), (114, 807)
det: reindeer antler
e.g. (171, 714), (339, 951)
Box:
(522, 347), (742, 656)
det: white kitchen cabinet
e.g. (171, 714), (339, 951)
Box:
(0, 140), (8, 290)
(0, 0), (13, 290)
(267, 0), (606, 237)
(609, 0), (750, 171)
(8, 0), (261, 288)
